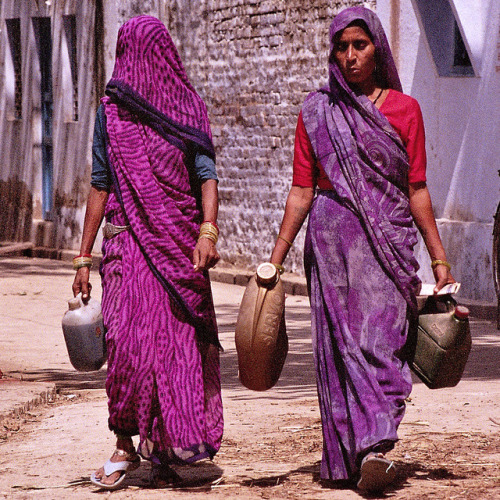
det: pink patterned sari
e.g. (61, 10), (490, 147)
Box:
(100, 16), (222, 463)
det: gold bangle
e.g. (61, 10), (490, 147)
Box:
(200, 222), (219, 235)
(199, 227), (218, 236)
(274, 263), (285, 275)
(200, 228), (219, 238)
(431, 259), (451, 270)
(277, 235), (292, 247)
(199, 235), (217, 244)
(199, 222), (219, 245)
(199, 232), (218, 244)
(73, 256), (93, 270)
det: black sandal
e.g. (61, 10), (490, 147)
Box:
(150, 462), (182, 488)
(357, 452), (396, 492)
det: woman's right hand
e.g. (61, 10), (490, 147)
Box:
(72, 267), (92, 302)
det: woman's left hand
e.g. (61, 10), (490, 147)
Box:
(433, 265), (456, 294)
(193, 237), (220, 272)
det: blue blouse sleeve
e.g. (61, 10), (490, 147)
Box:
(91, 105), (112, 191)
(91, 104), (217, 188)
(194, 152), (218, 183)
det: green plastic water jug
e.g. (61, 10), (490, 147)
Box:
(410, 295), (471, 389)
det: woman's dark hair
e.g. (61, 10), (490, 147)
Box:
(333, 19), (374, 45)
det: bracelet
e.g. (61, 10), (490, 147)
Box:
(203, 220), (219, 232)
(199, 232), (218, 244)
(200, 221), (219, 233)
(77, 253), (92, 258)
(277, 235), (293, 247)
(200, 222), (219, 234)
(199, 221), (219, 245)
(274, 263), (285, 275)
(73, 256), (93, 270)
(431, 259), (451, 270)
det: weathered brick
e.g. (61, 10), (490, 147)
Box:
(163, 1), (373, 275)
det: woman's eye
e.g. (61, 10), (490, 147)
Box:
(355, 42), (368, 50)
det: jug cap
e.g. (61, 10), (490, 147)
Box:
(256, 263), (278, 286)
(68, 296), (82, 311)
(454, 305), (469, 319)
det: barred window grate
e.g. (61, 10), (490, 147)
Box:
(63, 15), (78, 121)
(6, 18), (22, 119)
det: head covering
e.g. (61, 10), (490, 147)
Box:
(102, 16), (219, 346)
(328, 6), (402, 96)
(302, 6), (420, 313)
(105, 15), (214, 160)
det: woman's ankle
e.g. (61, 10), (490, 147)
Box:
(115, 435), (135, 454)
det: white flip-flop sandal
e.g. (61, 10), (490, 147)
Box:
(357, 452), (396, 492)
(90, 449), (141, 490)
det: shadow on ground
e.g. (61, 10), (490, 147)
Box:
(70, 459), (224, 492)
(7, 295), (500, 394)
(8, 368), (107, 390)
(0, 258), (74, 278)
(216, 300), (318, 399)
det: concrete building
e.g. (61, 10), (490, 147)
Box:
(0, 0), (103, 249)
(0, 0), (497, 303)
(377, 0), (499, 302)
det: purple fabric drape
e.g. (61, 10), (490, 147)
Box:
(301, 7), (420, 481)
(99, 16), (222, 463)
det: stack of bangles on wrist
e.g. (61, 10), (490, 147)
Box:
(73, 254), (93, 270)
(199, 221), (219, 244)
(431, 259), (451, 270)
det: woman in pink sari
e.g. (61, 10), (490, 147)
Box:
(72, 16), (223, 489)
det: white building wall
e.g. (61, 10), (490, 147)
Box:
(0, 0), (99, 248)
(378, 0), (499, 302)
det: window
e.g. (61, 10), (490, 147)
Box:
(453, 20), (472, 69)
(414, 0), (475, 76)
(62, 15), (78, 121)
(5, 18), (22, 119)
(32, 17), (54, 220)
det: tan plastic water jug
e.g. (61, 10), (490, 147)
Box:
(61, 294), (106, 372)
(235, 263), (288, 391)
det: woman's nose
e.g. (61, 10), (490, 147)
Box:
(346, 45), (355, 61)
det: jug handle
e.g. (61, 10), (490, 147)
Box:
(251, 286), (268, 348)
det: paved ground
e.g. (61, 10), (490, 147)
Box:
(0, 256), (499, 499)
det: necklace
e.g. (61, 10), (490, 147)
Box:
(372, 88), (384, 106)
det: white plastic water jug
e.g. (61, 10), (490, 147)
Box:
(61, 294), (106, 372)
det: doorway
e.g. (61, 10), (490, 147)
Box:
(32, 17), (53, 221)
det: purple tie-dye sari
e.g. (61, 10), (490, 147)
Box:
(99, 16), (222, 464)
(301, 7), (420, 481)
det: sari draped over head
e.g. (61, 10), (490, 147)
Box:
(301, 7), (421, 481)
(99, 16), (222, 464)
(102, 15), (218, 346)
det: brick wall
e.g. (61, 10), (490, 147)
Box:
(115, 0), (375, 274)
(167, 0), (374, 274)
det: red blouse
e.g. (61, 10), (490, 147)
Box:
(292, 89), (427, 189)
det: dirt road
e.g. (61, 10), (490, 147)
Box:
(0, 257), (499, 499)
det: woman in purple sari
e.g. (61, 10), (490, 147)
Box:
(270, 6), (454, 493)
(72, 16), (223, 489)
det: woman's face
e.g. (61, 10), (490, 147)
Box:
(332, 25), (377, 86)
